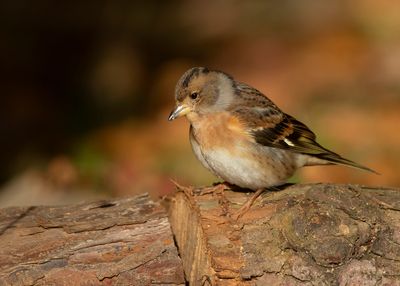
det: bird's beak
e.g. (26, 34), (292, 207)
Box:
(168, 104), (191, 121)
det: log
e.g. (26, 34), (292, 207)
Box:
(0, 194), (185, 286)
(169, 183), (400, 285)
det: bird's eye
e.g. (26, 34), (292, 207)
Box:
(190, 92), (198, 100)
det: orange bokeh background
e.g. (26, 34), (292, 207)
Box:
(1, 1), (399, 206)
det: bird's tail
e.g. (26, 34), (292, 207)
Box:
(314, 149), (379, 175)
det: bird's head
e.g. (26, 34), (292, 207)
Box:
(168, 67), (235, 121)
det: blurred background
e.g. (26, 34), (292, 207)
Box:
(1, 0), (399, 207)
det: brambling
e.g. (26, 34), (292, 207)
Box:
(168, 67), (376, 217)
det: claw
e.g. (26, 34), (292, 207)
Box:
(193, 182), (231, 196)
(231, 188), (265, 220)
(170, 179), (194, 196)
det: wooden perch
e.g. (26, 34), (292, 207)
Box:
(2, 183), (400, 285)
(169, 183), (400, 285)
(0, 194), (185, 285)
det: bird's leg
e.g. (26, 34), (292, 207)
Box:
(232, 188), (265, 220)
(170, 179), (231, 197)
(193, 181), (232, 196)
(170, 179), (195, 197)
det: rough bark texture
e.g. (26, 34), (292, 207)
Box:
(169, 183), (400, 285)
(0, 194), (185, 286)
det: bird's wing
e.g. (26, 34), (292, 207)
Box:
(232, 105), (319, 153)
(231, 104), (376, 173)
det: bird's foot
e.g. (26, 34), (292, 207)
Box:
(193, 182), (232, 196)
(170, 179), (231, 197)
(231, 188), (265, 220)
(170, 179), (195, 197)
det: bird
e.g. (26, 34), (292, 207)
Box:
(168, 67), (376, 217)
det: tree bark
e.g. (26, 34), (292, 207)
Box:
(0, 194), (185, 286)
(169, 183), (400, 285)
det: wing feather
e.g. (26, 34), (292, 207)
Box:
(231, 105), (377, 174)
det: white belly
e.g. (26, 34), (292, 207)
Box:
(190, 129), (302, 190)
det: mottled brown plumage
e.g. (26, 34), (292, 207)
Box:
(168, 67), (376, 207)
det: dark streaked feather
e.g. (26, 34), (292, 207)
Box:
(181, 67), (207, 88)
(232, 104), (377, 174)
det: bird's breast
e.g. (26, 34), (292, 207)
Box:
(188, 112), (251, 151)
(188, 112), (298, 189)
